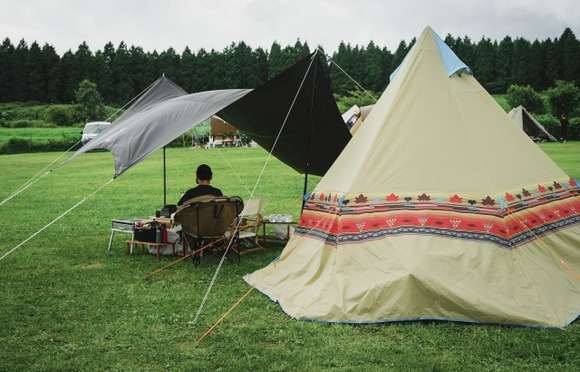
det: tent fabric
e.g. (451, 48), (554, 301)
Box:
(218, 51), (352, 176)
(244, 26), (580, 327)
(348, 104), (373, 135)
(210, 116), (237, 135)
(389, 28), (472, 81)
(59, 75), (189, 173)
(113, 75), (189, 124)
(60, 53), (351, 178)
(60, 85), (251, 176)
(342, 105), (360, 129)
(508, 105), (558, 142)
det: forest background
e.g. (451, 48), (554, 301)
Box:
(0, 27), (578, 152)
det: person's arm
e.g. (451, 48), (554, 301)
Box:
(178, 190), (191, 205)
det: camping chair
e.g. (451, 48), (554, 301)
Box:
(174, 195), (244, 265)
(213, 135), (224, 147)
(233, 131), (243, 147)
(238, 199), (264, 254)
(207, 136), (215, 148)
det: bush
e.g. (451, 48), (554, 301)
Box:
(44, 105), (76, 126)
(0, 137), (80, 154)
(546, 80), (580, 117)
(11, 119), (51, 128)
(506, 85), (545, 113)
(536, 114), (580, 141)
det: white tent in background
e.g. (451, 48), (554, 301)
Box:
(341, 105), (360, 129)
(244, 26), (580, 328)
(508, 105), (558, 142)
(347, 104), (373, 134)
(341, 104), (374, 134)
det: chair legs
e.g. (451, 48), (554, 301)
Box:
(181, 233), (239, 265)
(239, 236), (264, 255)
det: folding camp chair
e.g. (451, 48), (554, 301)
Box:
(238, 199), (265, 254)
(174, 195), (244, 265)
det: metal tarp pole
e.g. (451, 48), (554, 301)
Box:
(163, 146), (167, 206)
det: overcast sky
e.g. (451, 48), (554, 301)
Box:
(1, 0), (579, 56)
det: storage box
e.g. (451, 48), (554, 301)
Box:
(134, 223), (157, 243)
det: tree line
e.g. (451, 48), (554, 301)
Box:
(0, 28), (578, 107)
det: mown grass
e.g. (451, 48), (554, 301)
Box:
(0, 144), (579, 371)
(0, 127), (82, 144)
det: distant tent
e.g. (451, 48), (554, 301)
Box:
(348, 104), (373, 135)
(508, 105), (558, 142)
(342, 105), (361, 129)
(210, 116), (237, 135)
(244, 27), (580, 327)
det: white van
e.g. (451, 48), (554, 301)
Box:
(81, 121), (110, 145)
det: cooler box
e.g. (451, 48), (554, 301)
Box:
(134, 222), (157, 243)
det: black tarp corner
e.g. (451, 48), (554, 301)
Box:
(218, 51), (352, 176)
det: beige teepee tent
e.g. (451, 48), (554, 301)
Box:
(245, 26), (580, 327)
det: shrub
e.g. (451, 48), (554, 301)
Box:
(11, 119), (51, 128)
(546, 80), (580, 117)
(536, 114), (580, 141)
(506, 85), (545, 113)
(44, 105), (76, 126)
(0, 137), (80, 154)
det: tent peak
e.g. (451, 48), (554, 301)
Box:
(390, 26), (472, 81)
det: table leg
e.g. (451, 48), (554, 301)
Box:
(108, 230), (115, 251)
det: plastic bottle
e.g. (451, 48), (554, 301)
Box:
(161, 225), (168, 243)
(156, 223), (162, 243)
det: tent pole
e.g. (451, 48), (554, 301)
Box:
(302, 172), (308, 211)
(302, 51), (318, 212)
(163, 146), (167, 206)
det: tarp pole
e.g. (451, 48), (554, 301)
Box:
(163, 146), (167, 206)
(302, 51), (318, 211)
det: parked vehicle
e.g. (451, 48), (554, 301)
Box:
(81, 121), (110, 145)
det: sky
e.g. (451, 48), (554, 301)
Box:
(1, 0), (579, 56)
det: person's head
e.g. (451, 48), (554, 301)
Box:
(196, 164), (213, 184)
(561, 113), (567, 119)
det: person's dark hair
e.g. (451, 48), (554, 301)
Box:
(196, 164), (213, 181)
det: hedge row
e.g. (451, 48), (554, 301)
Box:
(0, 135), (190, 155)
(0, 119), (577, 155)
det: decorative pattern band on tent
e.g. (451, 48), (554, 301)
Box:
(295, 178), (580, 250)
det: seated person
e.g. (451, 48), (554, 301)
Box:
(177, 164), (223, 205)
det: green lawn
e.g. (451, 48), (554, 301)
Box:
(0, 127), (82, 144)
(0, 144), (579, 371)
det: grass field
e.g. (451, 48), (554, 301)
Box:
(0, 127), (82, 144)
(0, 144), (579, 371)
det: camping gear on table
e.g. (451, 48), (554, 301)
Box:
(159, 204), (177, 218)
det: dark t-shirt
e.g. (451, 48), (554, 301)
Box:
(177, 185), (223, 205)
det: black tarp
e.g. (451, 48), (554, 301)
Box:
(218, 52), (352, 176)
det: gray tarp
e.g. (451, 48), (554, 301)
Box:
(60, 85), (250, 176)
